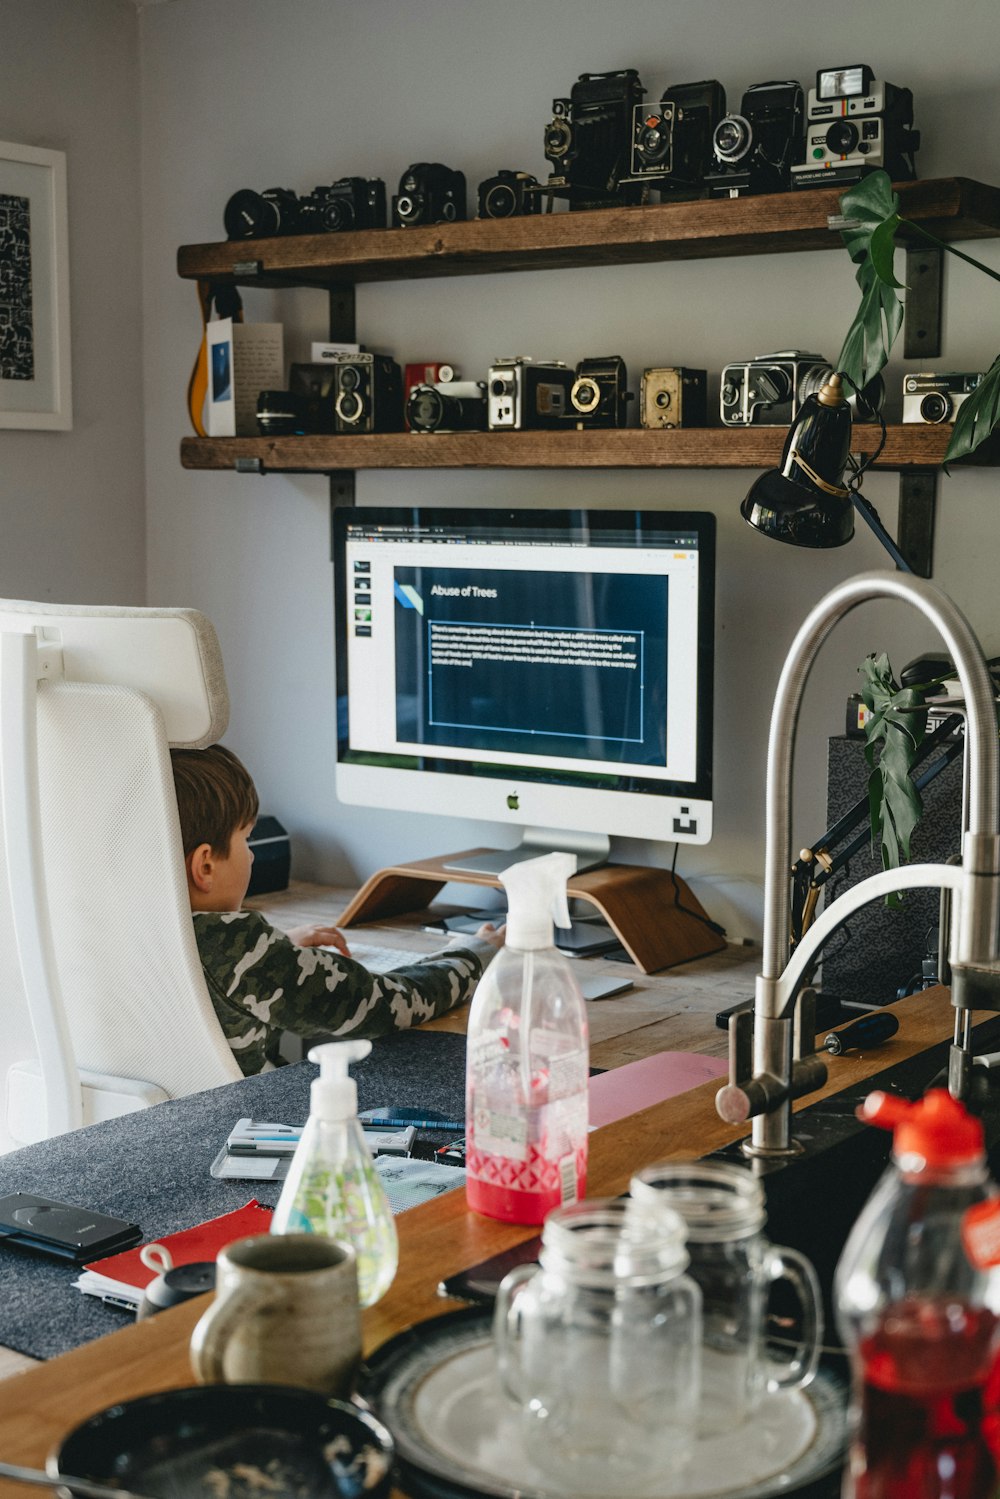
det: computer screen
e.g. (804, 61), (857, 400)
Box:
(333, 506), (715, 861)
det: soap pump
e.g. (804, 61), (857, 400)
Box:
(465, 851), (589, 1225)
(270, 1039), (398, 1307)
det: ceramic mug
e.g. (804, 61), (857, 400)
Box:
(189, 1233), (361, 1397)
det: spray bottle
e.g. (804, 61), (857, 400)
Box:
(465, 851), (589, 1224)
(270, 1039), (398, 1306)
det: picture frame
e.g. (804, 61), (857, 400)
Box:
(0, 140), (72, 430)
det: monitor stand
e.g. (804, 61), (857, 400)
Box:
(335, 847), (726, 974)
(443, 828), (611, 878)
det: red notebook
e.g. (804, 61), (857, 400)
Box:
(74, 1199), (273, 1308)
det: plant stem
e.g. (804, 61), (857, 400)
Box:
(900, 218), (1000, 286)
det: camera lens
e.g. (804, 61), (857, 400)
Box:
(713, 115), (751, 162)
(396, 195), (415, 220)
(545, 120), (572, 159)
(490, 377), (511, 398)
(572, 377), (600, 413)
(408, 386), (445, 431)
(340, 366), (361, 392)
(224, 189), (278, 240)
(323, 198), (353, 232)
(826, 120), (859, 156)
(655, 389), (672, 409)
(920, 390), (951, 423)
(484, 182), (517, 218)
(336, 390), (364, 424)
(638, 123), (669, 164)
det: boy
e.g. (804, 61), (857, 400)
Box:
(170, 744), (503, 1075)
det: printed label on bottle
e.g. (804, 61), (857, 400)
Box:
(472, 1106), (529, 1162)
(558, 1152), (579, 1204)
(961, 1197), (1000, 1268)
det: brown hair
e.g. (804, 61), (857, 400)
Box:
(170, 744), (259, 857)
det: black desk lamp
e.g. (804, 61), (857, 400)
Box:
(741, 372), (912, 573)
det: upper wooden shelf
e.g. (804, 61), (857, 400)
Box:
(177, 177), (1000, 289)
(181, 423), (999, 474)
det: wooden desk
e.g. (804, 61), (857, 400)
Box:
(0, 986), (970, 1499)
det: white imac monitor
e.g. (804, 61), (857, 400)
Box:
(333, 506), (715, 873)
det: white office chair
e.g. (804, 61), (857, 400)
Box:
(0, 599), (243, 1146)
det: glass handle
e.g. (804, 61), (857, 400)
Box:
(762, 1245), (823, 1392)
(492, 1262), (538, 1403)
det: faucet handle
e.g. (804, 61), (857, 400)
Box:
(727, 1003), (754, 1086)
(793, 986), (819, 1061)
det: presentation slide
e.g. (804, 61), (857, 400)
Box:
(392, 566), (668, 767)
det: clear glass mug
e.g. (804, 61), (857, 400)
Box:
(630, 1161), (823, 1435)
(494, 1197), (701, 1495)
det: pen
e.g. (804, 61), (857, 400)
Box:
(362, 1116), (465, 1132)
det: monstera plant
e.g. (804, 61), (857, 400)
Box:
(835, 169), (1000, 464)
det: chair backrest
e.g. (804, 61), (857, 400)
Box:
(0, 600), (243, 1146)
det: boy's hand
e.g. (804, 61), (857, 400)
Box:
(287, 924), (352, 957)
(476, 922), (506, 950)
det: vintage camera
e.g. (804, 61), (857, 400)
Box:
(392, 163), (467, 227)
(719, 351), (833, 426)
(639, 367), (708, 429)
(902, 371), (982, 424)
(407, 380), (488, 433)
(543, 69), (646, 209)
(224, 186), (301, 240)
(297, 177), (387, 232)
(791, 66), (920, 190)
(487, 358), (574, 429)
(323, 353), (404, 433)
(477, 171), (542, 219)
(623, 80), (726, 192)
(705, 80), (805, 197)
(569, 356), (632, 428)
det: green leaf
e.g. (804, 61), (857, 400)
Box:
(835, 172), (906, 389)
(944, 353), (1000, 465)
(838, 173), (901, 265)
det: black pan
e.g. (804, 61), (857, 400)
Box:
(49, 1385), (393, 1499)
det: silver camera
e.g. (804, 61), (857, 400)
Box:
(790, 64), (919, 190)
(719, 351), (831, 426)
(902, 371), (982, 425)
(487, 358), (574, 429)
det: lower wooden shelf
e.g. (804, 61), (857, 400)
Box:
(336, 849), (727, 974)
(180, 424), (989, 474)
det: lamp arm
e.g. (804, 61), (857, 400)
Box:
(851, 491), (912, 573)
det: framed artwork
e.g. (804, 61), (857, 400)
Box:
(0, 141), (72, 430)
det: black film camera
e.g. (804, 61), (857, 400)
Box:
(705, 80), (805, 197)
(322, 354), (404, 433)
(639, 367), (708, 428)
(298, 177), (387, 232)
(569, 356), (632, 428)
(487, 359), (574, 429)
(224, 186), (301, 240)
(407, 380), (488, 432)
(623, 80), (726, 193)
(477, 171), (542, 219)
(392, 163), (467, 227)
(256, 388), (312, 437)
(543, 69), (646, 209)
(791, 65), (920, 190)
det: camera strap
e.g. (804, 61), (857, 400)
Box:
(187, 279), (245, 436)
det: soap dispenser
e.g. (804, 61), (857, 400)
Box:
(270, 1039), (398, 1307)
(465, 851), (589, 1224)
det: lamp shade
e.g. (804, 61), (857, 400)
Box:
(741, 376), (854, 550)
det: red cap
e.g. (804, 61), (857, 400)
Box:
(858, 1089), (984, 1167)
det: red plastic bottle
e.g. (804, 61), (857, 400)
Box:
(835, 1089), (1000, 1499)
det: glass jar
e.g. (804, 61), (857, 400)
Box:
(630, 1160), (822, 1435)
(494, 1197), (701, 1495)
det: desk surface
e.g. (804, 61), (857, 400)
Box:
(0, 983), (973, 1499)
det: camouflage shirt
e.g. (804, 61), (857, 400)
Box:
(192, 910), (493, 1076)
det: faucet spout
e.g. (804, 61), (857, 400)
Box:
(719, 570), (1000, 1156)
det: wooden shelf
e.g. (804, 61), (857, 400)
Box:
(180, 423), (998, 474)
(177, 177), (1000, 289)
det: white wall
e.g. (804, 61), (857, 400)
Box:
(0, 0), (146, 605)
(137, 0), (1000, 940)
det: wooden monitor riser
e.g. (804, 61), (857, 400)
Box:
(335, 850), (726, 974)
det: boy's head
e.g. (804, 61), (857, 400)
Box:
(170, 744), (260, 912)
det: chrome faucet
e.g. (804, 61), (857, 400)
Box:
(716, 570), (1000, 1157)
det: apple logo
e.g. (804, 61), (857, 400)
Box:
(507, 793), (519, 811)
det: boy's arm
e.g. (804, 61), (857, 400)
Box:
(196, 911), (493, 1045)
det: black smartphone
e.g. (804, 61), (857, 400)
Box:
(0, 1193), (141, 1263)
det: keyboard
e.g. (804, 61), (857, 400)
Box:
(321, 940), (441, 973)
